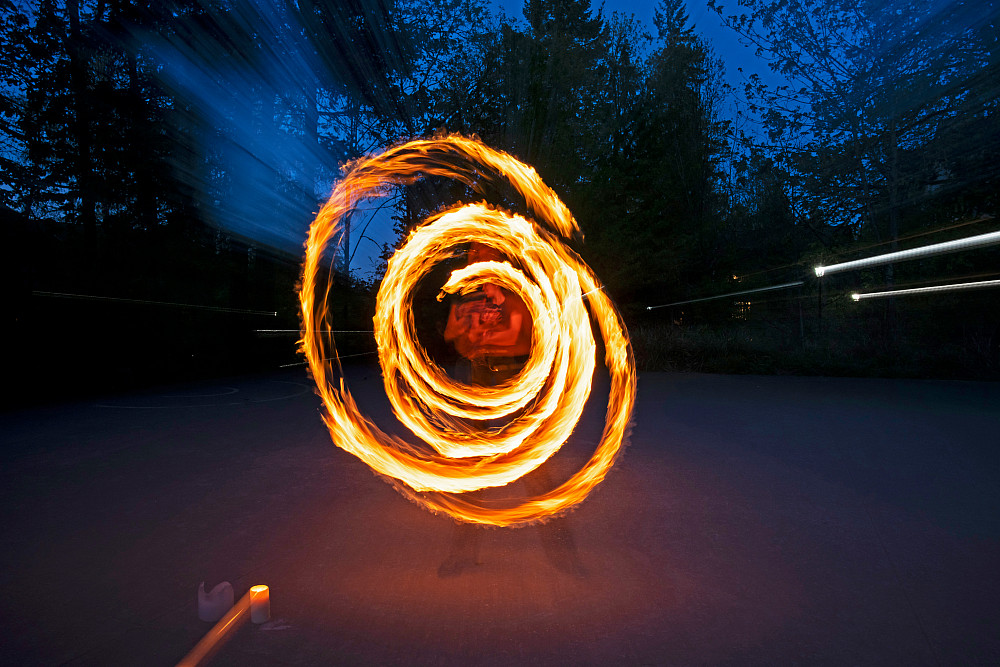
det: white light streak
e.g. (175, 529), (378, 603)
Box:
(851, 279), (1000, 301)
(256, 329), (373, 333)
(647, 281), (803, 310)
(814, 230), (1000, 277)
(279, 350), (378, 367)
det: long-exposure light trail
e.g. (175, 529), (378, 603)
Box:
(278, 351), (378, 368)
(814, 230), (1000, 277)
(256, 329), (373, 337)
(299, 135), (636, 527)
(176, 585), (270, 667)
(646, 281), (803, 310)
(851, 279), (1000, 301)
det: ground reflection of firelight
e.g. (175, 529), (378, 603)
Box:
(299, 136), (636, 527)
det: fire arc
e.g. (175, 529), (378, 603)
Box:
(299, 135), (636, 526)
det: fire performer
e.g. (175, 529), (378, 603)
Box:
(438, 242), (583, 578)
(443, 242), (532, 383)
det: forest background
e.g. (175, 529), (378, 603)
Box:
(2, 0), (998, 403)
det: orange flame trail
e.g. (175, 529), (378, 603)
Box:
(299, 136), (636, 526)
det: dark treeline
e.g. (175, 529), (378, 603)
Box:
(1, 0), (998, 402)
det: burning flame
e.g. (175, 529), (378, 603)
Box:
(299, 136), (636, 526)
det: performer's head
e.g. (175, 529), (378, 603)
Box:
(467, 241), (504, 264)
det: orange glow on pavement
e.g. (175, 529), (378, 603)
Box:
(299, 135), (636, 527)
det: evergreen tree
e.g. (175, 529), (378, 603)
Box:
(587, 0), (728, 303)
(519, 0), (605, 195)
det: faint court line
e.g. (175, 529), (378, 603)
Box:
(162, 387), (240, 398)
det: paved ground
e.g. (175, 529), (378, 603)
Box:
(1, 367), (998, 666)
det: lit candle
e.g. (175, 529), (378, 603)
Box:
(249, 585), (270, 624)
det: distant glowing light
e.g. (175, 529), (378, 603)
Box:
(814, 230), (1000, 277)
(851, 279), (1000, 301)
(299, 135), (636, 527)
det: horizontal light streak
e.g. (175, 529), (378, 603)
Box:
(279, 350), (377, 367)
(256, 329), (372, 334)
(647, 281), (803, 310)
(814, 230), (1000, 277)
(32, 290), (276, 316)
(851, 279), (1000, 301)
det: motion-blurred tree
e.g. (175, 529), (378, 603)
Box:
(0, 1), (32, 213)
(722, 149), (808, 274)
(298, 0), (494, 273)
(400, 0), (731, 310)
(436, 0), (606, 202)
(709, 0), (999, 254)
(5, 1), (73, 222)
(586, 0), (729, 305)
(518, 0), (605, 196)
(6, 2), (190, 236)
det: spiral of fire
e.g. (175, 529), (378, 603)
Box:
(299, 135), (636, 526)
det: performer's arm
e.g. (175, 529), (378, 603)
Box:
(443, 301), (470, 343)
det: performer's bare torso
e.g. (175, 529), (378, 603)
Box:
(443, 243), (531, 379)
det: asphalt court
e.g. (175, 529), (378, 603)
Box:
(1, 368), (997, 665)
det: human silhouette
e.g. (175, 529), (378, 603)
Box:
(437, 243), (584, 578)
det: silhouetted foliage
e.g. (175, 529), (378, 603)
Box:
(1, 0), (997, 398)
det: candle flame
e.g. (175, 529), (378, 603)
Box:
(299, 135), (636, 526)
